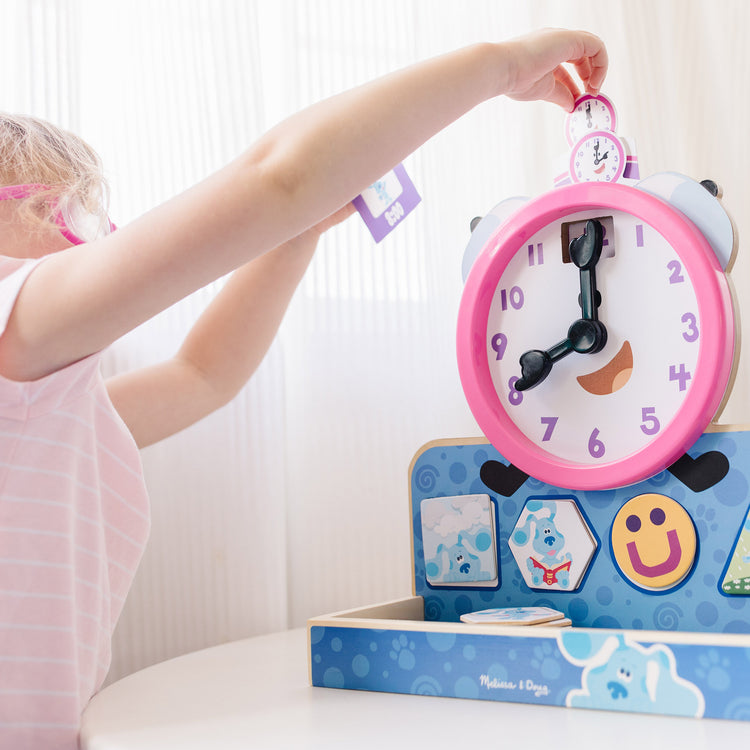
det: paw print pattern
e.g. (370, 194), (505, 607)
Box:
(531, 640), (562, 681)
(389, 634), (416, 670)
(693, 503), (719, 542)
(696, 649), (732, 692)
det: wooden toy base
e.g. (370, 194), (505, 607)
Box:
(309, 596), (750, 720)
(309, 430), (750, 720)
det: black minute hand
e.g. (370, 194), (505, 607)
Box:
(571, 218), (606, 324)
(515, 220), (607, 392)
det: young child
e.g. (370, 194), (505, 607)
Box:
(0, 28), (607, 749)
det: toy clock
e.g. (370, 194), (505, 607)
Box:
(457, 95), (737, 492)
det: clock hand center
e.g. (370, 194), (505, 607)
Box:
(515, 318), (607, 391)
(591, 140), (610, 166)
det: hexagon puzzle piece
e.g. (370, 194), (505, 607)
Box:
(509, 497), (597, 592)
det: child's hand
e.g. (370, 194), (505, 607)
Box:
(501, 28), (608, 111)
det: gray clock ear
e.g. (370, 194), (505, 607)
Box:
(635, 172), (735, 271)
(462, 196), (529, 282)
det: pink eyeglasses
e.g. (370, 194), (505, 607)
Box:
(0, 183), (115, 245)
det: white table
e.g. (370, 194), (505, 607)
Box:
(81, 628), (747, 749)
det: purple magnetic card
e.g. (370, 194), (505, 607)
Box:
(353, 163), (421, 243)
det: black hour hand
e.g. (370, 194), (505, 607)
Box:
(516, 319), (607, 391)
(516, 338), (573, 391)
(516, 349), (554, 391)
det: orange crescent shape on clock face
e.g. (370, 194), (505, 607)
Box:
(576, 340), (633, 396)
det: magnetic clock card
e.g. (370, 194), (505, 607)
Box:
(353, 162), (421, 242)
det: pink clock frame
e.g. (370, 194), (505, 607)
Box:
(457, 182), (735, 491)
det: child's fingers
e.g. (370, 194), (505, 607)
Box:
(542, 29), (608, 94)
(569, 35), (608, 93)
(552, 65), (581, 109)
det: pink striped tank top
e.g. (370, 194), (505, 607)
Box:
(0, 256), (150, 749)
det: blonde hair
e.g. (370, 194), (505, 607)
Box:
(0, 112), (109, 236)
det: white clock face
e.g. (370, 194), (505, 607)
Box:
(570, 132), (625, 183)
(566, 94), (617, 145)
(485, 209), (701, 467)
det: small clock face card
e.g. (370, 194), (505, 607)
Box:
(565, 93), (617, 145)
(421, 494), (498, 587)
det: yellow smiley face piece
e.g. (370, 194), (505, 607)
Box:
(611, 493), (697, 590)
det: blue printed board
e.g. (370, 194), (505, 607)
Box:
(309, 429), (750, 720)
(410, 431), (750, 633)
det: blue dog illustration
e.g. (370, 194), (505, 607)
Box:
(558, 632), (704, 717)
(512, 500), (572, 588)
(425, 530), (493, 584)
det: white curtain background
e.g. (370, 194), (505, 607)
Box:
(2, 0), (749, 683)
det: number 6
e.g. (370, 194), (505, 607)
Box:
(588, 428), (605, 459)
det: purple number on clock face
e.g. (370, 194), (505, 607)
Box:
(681, 312), (699, 342)
(668, 260), (685, 284)
(500, 286), (524, 311)
(541, 417), (558, 442)
(508, 377), (523, 405)
(669, 364), (692, 391)
(491, 333), (508, 360)
(640, 407), (661, 435)
(528, 242), (544, 266)
(588, 428), (605, 459)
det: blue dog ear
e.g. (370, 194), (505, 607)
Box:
(557, 629), (624, 666)
(558, 631), (614, 663)
(636, 172), (735, 271)
(512, 529), (528, 545)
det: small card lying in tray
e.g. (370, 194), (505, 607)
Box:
(460, 606), (569, 626)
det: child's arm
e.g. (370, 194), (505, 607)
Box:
(105, 205), (354, 447)
(0, 29), (606, 382)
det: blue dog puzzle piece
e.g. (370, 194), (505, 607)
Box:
(508, 497), (597, 592)
(421, 494), (498, 587)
